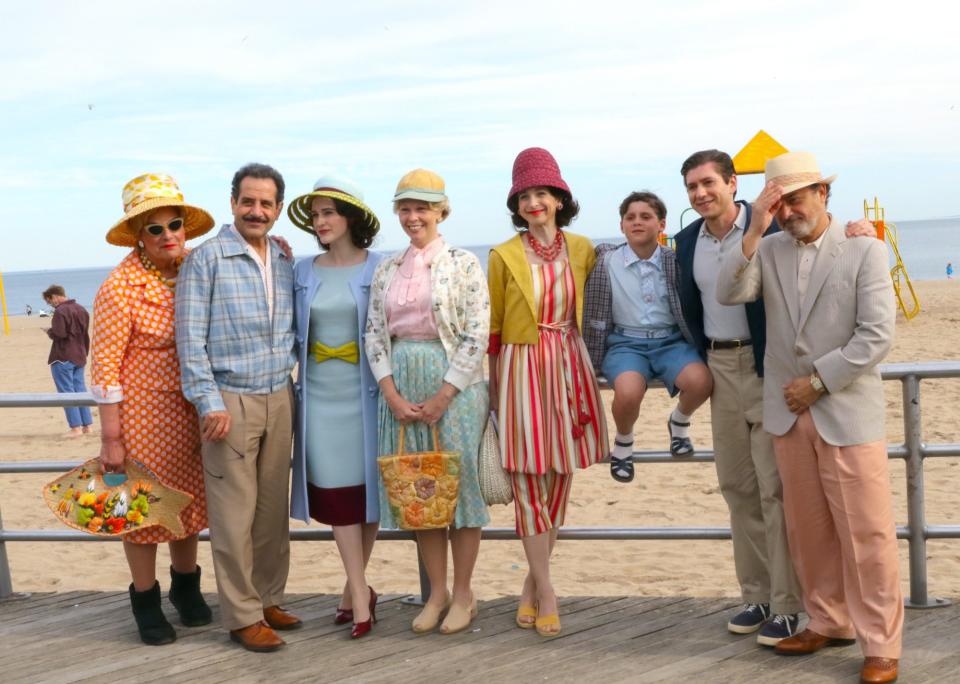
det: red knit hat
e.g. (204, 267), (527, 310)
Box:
(507, 147), (571, 202)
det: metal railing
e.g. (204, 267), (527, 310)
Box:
(2, 361), (959, 608)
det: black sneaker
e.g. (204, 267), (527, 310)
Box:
(727, 603), (770, 634)
(756, 613), (800, 646)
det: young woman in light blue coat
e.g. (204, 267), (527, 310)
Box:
(288, 176), (384, 639)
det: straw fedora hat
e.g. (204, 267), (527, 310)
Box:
(287, 175), (380, 236)
(43, 458), (195, 538)
(764, 151), (837, 195)
(106, 173), (215, 247)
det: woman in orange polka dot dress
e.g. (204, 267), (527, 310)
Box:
(91, 174), (216, 645)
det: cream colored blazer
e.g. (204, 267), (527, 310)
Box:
(717, 217), (895, 445)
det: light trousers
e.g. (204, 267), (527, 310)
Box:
(708, 347), (802, 614)
(202, 384), (294, 630)
(774, 410), (903, 658)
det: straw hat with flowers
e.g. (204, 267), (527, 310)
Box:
(106, 173), (215, 247)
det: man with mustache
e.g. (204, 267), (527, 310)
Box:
(176, 163), (300, 652)
(718, 151), (902, 684)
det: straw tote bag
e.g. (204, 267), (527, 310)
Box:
(377, 424), (461, 530)
(478, 412), (513, 505)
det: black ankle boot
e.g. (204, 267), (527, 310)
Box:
(129, 581), (176, 645)
(168, 565), (213, 627)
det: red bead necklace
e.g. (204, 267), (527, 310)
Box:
(527, 229), (565, 261)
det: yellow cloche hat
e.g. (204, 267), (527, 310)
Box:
(106, 173), (215, 247)
(393, 168), (447, 203)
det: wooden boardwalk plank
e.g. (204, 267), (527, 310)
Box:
(2, 592), (958, 684)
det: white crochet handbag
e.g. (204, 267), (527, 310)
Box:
(477, 412), (513, 506)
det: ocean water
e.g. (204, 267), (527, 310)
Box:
(2, 218), (957, 316)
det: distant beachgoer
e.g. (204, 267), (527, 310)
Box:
(287, 175), (384, 639)
(948, 262), (954, 279)
(366, 168), (490, 635)
(91, 173), (216, 646)
(488, 148), (608, 637)
(25, 304), (32, 316)
(42, 285), (93, 437)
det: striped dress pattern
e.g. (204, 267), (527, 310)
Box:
(497, 260), (609, 474)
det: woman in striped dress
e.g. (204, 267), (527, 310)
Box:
(487, 148), (609, 637)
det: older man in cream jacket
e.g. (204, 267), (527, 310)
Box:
(717, 151), (902, 684)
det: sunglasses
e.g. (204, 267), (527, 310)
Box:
(144, 217), (185, 236)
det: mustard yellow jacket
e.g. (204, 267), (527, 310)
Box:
(488, 232), (596, 347)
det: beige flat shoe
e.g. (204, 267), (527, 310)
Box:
(440, 594), (478, 634)
(411, 592), (450, 634)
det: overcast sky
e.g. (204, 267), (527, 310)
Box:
(2, 0), (958, 271)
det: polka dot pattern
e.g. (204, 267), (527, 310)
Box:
(91, 251), (207, 544)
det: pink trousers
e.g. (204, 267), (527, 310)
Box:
(773, 411), (903, 658)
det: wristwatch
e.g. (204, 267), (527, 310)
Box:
(809, 372), (827, 395)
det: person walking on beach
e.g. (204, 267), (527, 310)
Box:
(488, 148), (608, 638)
(42, 285), (94, 438)
(287, 175), (384, 639)
(674, 150), (804, 645)
(947, 262), (953, 279)
(176, 163), (300, 653)
(91, 174), (216, 645)
(582, 190), (713, 484)
(366, 169), (491, 635)
(718, 151), (902, 684)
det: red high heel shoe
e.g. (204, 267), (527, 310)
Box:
(351, 588), (378, 639)
(334, 607), (353, 625)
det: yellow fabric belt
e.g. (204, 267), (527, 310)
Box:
(311, 340), (359, 364)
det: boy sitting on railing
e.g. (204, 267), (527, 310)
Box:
(583, 192), (713, 482)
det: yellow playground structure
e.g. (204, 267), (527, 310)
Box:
(864, 197), (921, 320)
(731, 130), (921, 320)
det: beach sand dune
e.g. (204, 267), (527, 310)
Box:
(1, 281), (958, 601)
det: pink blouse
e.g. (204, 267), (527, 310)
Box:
(385, 236), (444, 340)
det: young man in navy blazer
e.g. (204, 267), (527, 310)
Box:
(673, 150), (803, 646)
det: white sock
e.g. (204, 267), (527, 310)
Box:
(613, 432), (633, 460)
(669, 407), (692, 438)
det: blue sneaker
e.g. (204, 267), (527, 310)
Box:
(727, 603), (770, 634)
(757, 613), (801, 646)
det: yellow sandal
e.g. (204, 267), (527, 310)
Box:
(535, 613), (561, 638)
(516, 602), (537, 629)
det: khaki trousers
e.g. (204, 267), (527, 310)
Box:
(774, 411), (903, 658)
(202, 384), (293, 630)
(708, 346), (802, 614)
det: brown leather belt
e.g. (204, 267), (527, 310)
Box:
(707, 338), (752, 350)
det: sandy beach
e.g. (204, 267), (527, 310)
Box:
(1, 279), (958, 603)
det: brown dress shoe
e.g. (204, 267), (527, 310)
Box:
(229, 621), (285, 652)
(263, 605), (303, 630)
(774, 628), (857, 656)
(860, 657), (898, 683)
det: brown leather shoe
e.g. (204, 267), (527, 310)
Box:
(860, 657), (898, 683)
(229, 621), (285, 652)
(774, 628), (857, 656)
(263, 605), (303, 630)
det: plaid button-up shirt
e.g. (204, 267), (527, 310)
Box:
(175, 225), (296, 416)
(582, 242), (695, 373)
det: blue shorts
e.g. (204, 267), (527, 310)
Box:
(601, 331), (704, 397)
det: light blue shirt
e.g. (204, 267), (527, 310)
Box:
(175, 225), (297, 416)
(607, 243), (677, 331)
